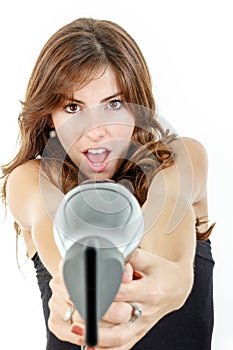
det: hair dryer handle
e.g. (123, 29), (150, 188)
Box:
(63, 236), (124, 347)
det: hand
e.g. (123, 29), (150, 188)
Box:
(88, 248), (193, 349)
(48, 248), (193, 349)
(48, 259), (134, 347)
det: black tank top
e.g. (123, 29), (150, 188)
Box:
(32, 240), (214, 350)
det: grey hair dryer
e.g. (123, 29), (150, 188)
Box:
(53, 181), (144, 347)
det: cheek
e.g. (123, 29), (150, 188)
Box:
(53, 117), (84, 153)
(111, 124), (134, 140)
(51, 113), (64, 129)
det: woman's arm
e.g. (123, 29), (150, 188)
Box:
(140, 137), (206, 263)
(6, 160), (64, 276)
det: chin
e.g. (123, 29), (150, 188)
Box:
(78, 169), (114, 183)
(93, 171), (114, 182)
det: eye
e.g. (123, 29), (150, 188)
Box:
(64, 103), (81, 114)
(107, 100), (123, 110)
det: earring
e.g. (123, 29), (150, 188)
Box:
(49, 130), (57, 138)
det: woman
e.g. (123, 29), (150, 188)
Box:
(1, 18), (215, 349)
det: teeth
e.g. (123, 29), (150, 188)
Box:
(88, 148), (106, 154)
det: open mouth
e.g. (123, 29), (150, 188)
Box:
(83, 148), (111, 172)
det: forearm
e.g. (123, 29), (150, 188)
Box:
(141, 195), (196, 260)
(32, 214), (62, 276)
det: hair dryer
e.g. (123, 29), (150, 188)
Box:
(53, 181), (144, 347)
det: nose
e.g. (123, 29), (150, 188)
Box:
(84, 105), (109, 141)
(86, 125), (106, 141)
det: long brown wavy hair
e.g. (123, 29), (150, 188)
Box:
(1, 18), (214, 240)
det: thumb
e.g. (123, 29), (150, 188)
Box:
(129, 248), (158, 274)
(122, 262), (134, 283)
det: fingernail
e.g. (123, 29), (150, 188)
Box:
(133, 271), (142, 280)
(71, 324), (83, 336)
(122, 264), (133, 282)
(123, 270), (131, 279)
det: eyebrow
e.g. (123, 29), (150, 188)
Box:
(70, 92), (123, 105)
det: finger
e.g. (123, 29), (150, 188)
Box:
(122, 262), (133, 283)
(115, 276), (148, 303)
(96, 321), (148, 349)
(102, 301), (135, 324)
(48, 311), (85, 346)
(96, 322), (138, 348)
(129, 248), (158, 273)
(114, 249), (161, 302)
(48, 285), (84, 328)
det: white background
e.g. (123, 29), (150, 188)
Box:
(0, 0), (232, 349)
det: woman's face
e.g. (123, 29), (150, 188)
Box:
(51, 67), (135, 181)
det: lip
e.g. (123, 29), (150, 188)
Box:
(82, 147), (111, 173)
(82, 146), (111, 153)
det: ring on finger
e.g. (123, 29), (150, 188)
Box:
(64, 304), (75, 324)
(128, 302), (142, 323)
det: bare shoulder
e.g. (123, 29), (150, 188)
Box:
(149, 137), (208, 205)
(7, 159), (64, 231)
(171, 137), (208, 164)
(172, 137), (208, 202)
(7, 160), (41, 194)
